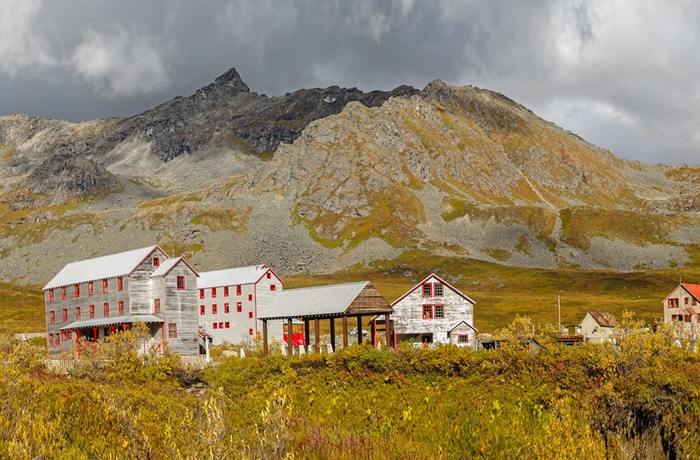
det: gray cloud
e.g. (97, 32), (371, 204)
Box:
(0, 0), (698, 165)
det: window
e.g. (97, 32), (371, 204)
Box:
(236, 285), (241, 296)
(118, 300), (125, 316)
(48, 289), (54, 302)
(61, 287), (67, 300)
(153, 257), (160, 267)
(212, 287), (217, 298)
(685, 297), (690, 306)
(266, 272), (272, 279)
(117, 277), (124, 292)
(55, 334), (60, 346)
(200, 305), (205, 315)
(213, 323), (218, 329)
(422, 284), (432, 297)
(168, 323), (177, 338)
(224, 303), (230, 314)
(88, 281), (94, 296)
(154, 299), (161, 314)
(76, 306), (81, 320)
(218, 322), (224, 329)
(199, 289), (204, 299)
(89, 304), (95, 319)
(422, 305), (433, 319)
(225, 322), (230, 328)
(103, 302), (110, 317)
(62, 308), (68, 322)
(669, 298), (679, 308)
(102, 279), (109, 294)
(685, 315), (692, 323)
(224, 286), (229, 297)
(248, 312), (253, 319)
(177, 276), (185, 290)
(236, 302), (242, 312)
(270, 285), (277, 291)
(434, 283), (443, 297)
(458, 335), (469, 343)
(49, 310), (55, 324)
(212, 304), (217, 315)
(248, 328), (253, 336)
(49, 334), (54, 347)
(434, 305), (444, 318)
(74, 284), (80, 298)
(248, 294), (253, 301)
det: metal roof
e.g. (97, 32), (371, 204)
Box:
(587, 311), (617, 328)
(59, 315), (163, 331)
(44, 245), (162, 290)
(151, 257), (182, 277)
(258, 281), (370, 320)
(197, 265), (269, 289)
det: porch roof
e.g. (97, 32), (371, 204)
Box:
(59, 315), (163, 331)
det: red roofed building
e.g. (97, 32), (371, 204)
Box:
(663, 283), (700, 329)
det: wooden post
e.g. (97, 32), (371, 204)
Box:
(329, 318), (336, 351)
(371, 318), (377, 348)
(357, 316), (362, 345)
(262, 319), (269, 356)
(287, 318), (293, 356)
(385, 314), (392, 351)
(342, 316), (349, 348)
(314, 318), (320, 353)
(304, 319), (310, 351)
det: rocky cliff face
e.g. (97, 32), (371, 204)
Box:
(0, 67), (696, 284)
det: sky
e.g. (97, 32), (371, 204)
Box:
(1, 0), (699, 165)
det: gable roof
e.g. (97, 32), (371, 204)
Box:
(197, 265), (275, 289)
(682, 283), (700, 301)
(587, 311), (616, 328)
(391, 273), (476, 306)
(449, 320), (478, 334)
(258, 281), (392, 320)
(44, 245), (164, 290)
(150, 257), (199, 278)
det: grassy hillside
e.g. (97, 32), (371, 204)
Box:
(0, 282), (44, 334)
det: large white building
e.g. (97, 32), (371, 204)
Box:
(197, 265), (284, 345)
(391, 274), (477, 347)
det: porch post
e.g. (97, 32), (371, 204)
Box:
(287, 318), (293, 356)
(329, 318), (336, 351)
(304, 319), (310, 351)
(314, 318), (320, 353)
(371, 318), (376, 348)
(342, 315), (349, 348)
(385, 314), (392, 351)
(357, 316), (362, 345)
(262, 319), (269, 356)
(93, 327), (97, 342)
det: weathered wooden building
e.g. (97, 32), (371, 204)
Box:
(44, 245), (200, 356)
(580, 311), (617, 344)
(390, 274), (477, 347)
(663, 283), (700, 332)
(197, 264), (284, 345)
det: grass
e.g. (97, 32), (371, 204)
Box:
(0, 282), (45, 333)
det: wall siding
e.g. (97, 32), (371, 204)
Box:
(161, 263), (199, 355)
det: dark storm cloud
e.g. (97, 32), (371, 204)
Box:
(0, 0), (699, 165)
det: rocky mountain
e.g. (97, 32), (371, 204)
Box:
(0, 67), (698, 285)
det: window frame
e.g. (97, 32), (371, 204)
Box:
(224, 286), (229, 297)
(118, 300), (125, 316)
(199, 289), (204, 300)
(62, 308), (68, 323)
(168, 323), (177, 338)
(669, 298), (679, 308)
(102, 279), (109, 294)
(176, 276), (186, 290)
(236, 302), (242, 312)
(103, 302), (110, 317)
(270, 284), (277, 291)
(75, 306), (81, 320)
(88, 281), (94, 296)
(211, 287), (217, 298)
(153, 257), (160, 267)
(434, 304), (444, 318)
(422, 284), (432, 298)
(422, 304), (433, 319)
(89, 304), (95, 319)
(458, 335), (469, 343)
(117, 276), (124, 292)
(61, 286), (67, 300)
(224, 303), (230, 314)
(74, 284), (80, 299)
(200, 305), (205, 315)
(433, 283), (444, 297)
(48, 289), (54, 303)
(236, 285), (241, 296)
(50, 310), (56, 324)
(154, 298), (161, 314)
(212, 304), (217, 315)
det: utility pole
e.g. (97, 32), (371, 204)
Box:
(557, 295), (561, 333)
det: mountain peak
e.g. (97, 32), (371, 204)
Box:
(207, 67), (250, 95)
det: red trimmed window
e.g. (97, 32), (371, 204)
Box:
(225, 322), (230, 328)
(224, 303), (230, 313)
(266, 272), (272, 279)
(212, 287), (217, 298)
(199, 289), (204, 299)
(248, 328), (253, 336)
(458, 335), (469, 343)
(55, 334), (60, 346)
(88, 281), (94, 296)
(200, 305), (205, 315)
(49, 334), (54, 347)
(102, 279), (108, 294)
(236, 302), (242, 312)
(103, 302), (110, 317)
(117, 277), (124, 292)
(422, 305), (433, 319)
(89, 304), (95, 319)
(434, 305), (444, 318)
(118, 300), (124, 316)
(62, 308), (68, 322)
(224, 286), (229, 297)
(49, 310), (55, 324)
(168, 323), (177, 338)
(422, 305), (444, 319)
(270, 285), (277, 291)
(177, 276), (185, 290)
(685, 297), (690, 306)
(61, 286), (67, 300)
(248, 294), (253, 301)
(218, 322), (223, 329)
(48, 289), (54, 302)
(153, 257), (160, 267)
(422, 284), (432, 297)
(76, 306), (81, 320)
(248, 312), (253, 319)
(212, 304), (217, 315)
(154, 299), (161, 314)
(213, 323), (218, 329)
(74, 284), (80, 299)
(236, 285), (241, 296)
(669, 298), (679, 308)
(434, 283), (443, 297)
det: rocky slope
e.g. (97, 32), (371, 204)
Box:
(0, 67), (698, 284)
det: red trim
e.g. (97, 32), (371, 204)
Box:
(391, 273), (476, 306)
